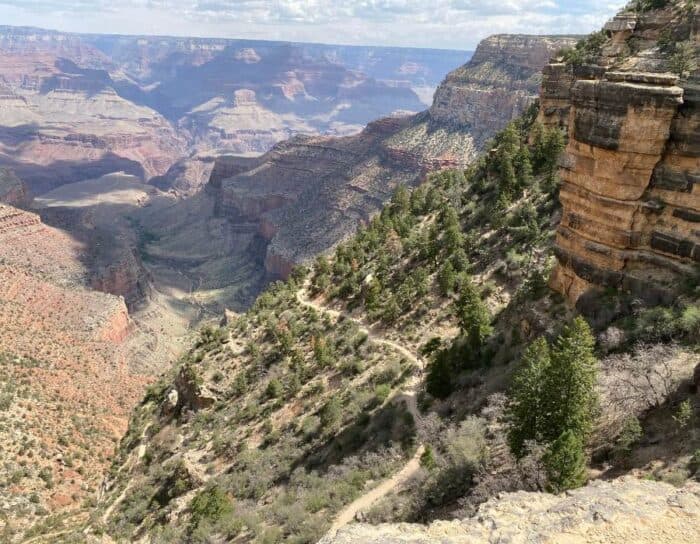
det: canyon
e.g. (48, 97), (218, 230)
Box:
(0, 27), (577, 537)
(206, 33), (578, 280)
(2, 1), (698, 541)
(0, 26), (464, 194)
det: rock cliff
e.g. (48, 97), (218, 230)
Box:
(547, 1), (700, 304)
(430, 34), (578, 146)
(321, 477), (700, 544)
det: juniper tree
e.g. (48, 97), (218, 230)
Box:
(438, 261), (457, 296)
(543, 430), (587, 492)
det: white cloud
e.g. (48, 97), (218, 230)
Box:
(0, 0), (623, 49)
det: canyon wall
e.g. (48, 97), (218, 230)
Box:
(0, 203), (153, 523)
(208, 34), (578, 279)
(547, 3), (700, 305)
(430, 34), (578, 146)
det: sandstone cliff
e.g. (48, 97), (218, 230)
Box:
(209, 34), (576, 279)
(546, 1), (700, 305)
(321, 477), (700, 544)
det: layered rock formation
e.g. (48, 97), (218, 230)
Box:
(430, 34), (578, 146)
(209, 35), (576, 279)
(321, 477), (700, 544)
(547, 2), (700, 304)
(0, 26), (467, 195)
(0, 34), (186, 193)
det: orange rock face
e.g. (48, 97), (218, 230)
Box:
(547, 4), (700, 304)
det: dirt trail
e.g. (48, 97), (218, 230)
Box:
(330, 444), (426, 533)
(296, 281), (426, 534)
(296, 282), (420, 367)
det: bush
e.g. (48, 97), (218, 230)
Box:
(189, 485), (234, 529)
(614, 416), (643, 459)
(319, 397), (342, 431)
(266, 379), (284, 399)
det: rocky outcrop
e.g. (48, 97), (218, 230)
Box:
(0, 167), (30, 208)
(149, 153), (220, 197)
(430, 34), (579, 146)
(321, 477), (700, 544)
(549, 1), (700, 305)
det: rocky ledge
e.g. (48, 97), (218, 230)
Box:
(321, 477), (700, 544)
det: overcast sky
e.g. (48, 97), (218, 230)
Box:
(0, 1), (623, 50)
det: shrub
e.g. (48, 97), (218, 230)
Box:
(374, 384), (391, 403)
(319, 397), (342, 431)
(420, 445), (437, 470)
(673, 399), (693, 430)
(615, 416), (643, 459)
(189, 485), (234, 529)
(266, 379), (284, 399)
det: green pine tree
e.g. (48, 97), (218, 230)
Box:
(507, 338), (551, 458)
(541, 317), (598, 444)
(456, 278), (493, 354)
(515, 144), (534, 187)
(438, 261), (457, 296)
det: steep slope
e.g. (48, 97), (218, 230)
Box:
(541, 2), (700, 305)
(76, 109), (560, 543)
(86, 102), (699, 544)
(0, 203), (154, 536)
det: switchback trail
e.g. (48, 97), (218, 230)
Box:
(296, 281), (426, 535)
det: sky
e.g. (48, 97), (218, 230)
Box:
(0, 1), (624, 50)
